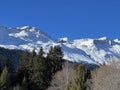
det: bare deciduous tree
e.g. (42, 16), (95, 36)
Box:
(92, 59), (120, 90)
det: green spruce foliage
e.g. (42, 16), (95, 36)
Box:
(16, 46), (64, 90)
(0, 66), (11, 90)
(47, 46), (64, 74)
(21, 76), (28, 90)
(38, 47), (45, 58)
(4, 59), (13, 73)
(17, 50), (30, 84)
(0, 58), (14, 90)
(65, 64), (91, 90)
(32, 49), (37, 58)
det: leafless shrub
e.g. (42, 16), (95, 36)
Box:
(92, 59), (120, 90)
(47, 61), (75, 90)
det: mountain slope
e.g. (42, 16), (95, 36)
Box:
(67, 37), (120, 64)
(0, 47), (23, 69)
(0, 26), (120, 65)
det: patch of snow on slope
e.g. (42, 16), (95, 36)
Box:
(114, 39), (120, 43)
(0, 25), (120, 65)
(9, 30), (28, 37)
(70, 38), (120, 64)
(61, 44), (100, 65)
(98, 36), (108, 40)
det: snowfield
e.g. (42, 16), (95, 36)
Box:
(0, 25), (120, 65)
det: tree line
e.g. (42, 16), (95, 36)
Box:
(1, 45), (116, 90)
(0, 46), (64, 90)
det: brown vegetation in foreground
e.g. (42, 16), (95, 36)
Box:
(92, 60), (120, 90)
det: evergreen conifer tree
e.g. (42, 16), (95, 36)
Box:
(65, 64), (91, 90)
(38, 47), (45, 58)
(47, 46), (64, 74)
(4, 59), (13, 73)
(0, 60), (2, 75)
(21, 76), (28, 90)
(29, 57), (48, 90)
(32, 49), (36, 58)
(17, 50), (30, 84)
(0, 66), (11, 90)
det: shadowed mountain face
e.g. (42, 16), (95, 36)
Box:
(0, 47), (23, 69)
(0, 26), (120, 65)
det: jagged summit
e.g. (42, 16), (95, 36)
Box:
(98, 36), (108, 40)
(17, 26), (33, 30)
(16, 26), (51, 38)
(114, 38), (120, 43)
(0, 25), (120, 65)
(0, 26), (52, 43)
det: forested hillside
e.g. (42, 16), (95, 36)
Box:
(0, 46), (64, 90)
(0, 47), (23, 70)
(0, 46), (120, 90)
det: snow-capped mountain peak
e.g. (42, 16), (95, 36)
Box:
(0, 26), (120, 65)
(17, 26), (33, 30)
(98, 36), (108, 40)
(114, 38), (120, 43)
(16, 26), (51, 38)
(0, 26), (54, 50)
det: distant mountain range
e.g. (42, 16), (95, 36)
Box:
(0, 25), (120, 65)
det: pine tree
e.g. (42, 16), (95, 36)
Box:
(4, 59), (13, 73)
(0, 66), (11, 90)
(29, 57), (48, 90)
(47, 46), (64, 74)
(16, 46), (64, 90)
(17, 50), (30, 84)
(53, 46), (64, 71)
(21, 50), (30, 60)
(21, 76), (28, 90)
(65, 64), (91, 90)
(4, 58), (15, 88)
(38, 47), (45, 58)
(32, 49), (36, 58)
(0, 60), (2, 75)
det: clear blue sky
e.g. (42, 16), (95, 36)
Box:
(0, 0), (120, 40)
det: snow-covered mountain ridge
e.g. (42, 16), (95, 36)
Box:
(0, 26), (120, 65)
